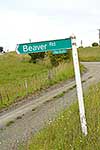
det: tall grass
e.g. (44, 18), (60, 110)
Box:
(0, 52), (83, 109)
(0, 62), (75, 109)
(0, 52), (48, 85)
(0, 52), (47, 108)
(19, 83), (100, 150)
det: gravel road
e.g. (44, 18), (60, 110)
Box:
(0, 62), (100, 150)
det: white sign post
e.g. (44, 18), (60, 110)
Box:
(16, 35), (87, 135)
(71, 35), (88, 136)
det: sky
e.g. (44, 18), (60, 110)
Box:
(0, 0), (100, 51)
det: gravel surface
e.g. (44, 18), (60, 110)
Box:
(0, 62), (100, 150)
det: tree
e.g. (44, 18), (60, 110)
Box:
(0, 47), (3, 52)
(29, 52), (45, 63)
(92, 42), (98, 47)
(46, 50), (72, 67)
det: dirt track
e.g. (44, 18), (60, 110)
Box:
(0, 62), (100, 150)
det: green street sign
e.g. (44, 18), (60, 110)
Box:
(16, 38), (72, 54)
(52, 49), (67, 54)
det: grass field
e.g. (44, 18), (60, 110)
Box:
(1, 46), (99, 109)
(0, 52), (79, 109)
(0, 46), (99, 109)
(0, 52), (48, 85)
(19, 83), (100, 150)
(78, 47), (100, 61)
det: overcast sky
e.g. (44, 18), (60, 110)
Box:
(0, 0), (100, 51)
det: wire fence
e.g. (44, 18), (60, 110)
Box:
(0, 63), (73, 109)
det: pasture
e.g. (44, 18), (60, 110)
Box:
(78, 47), (100, 61)
(0, 52), (76, 109)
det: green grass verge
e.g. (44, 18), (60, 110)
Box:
(0, 46), (100, 109)
(78, 47), (100, 61)
(19, 83), (100, 150)
(0, 52), (49, 108)
(0, 52), (48, 85)
(0, 52), (85, 110)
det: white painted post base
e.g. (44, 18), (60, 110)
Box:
(71, 35), (88, 136)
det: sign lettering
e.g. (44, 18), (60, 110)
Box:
(16, 38), (72, 54)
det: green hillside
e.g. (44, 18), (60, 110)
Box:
(0, 52), (76, 109)
(78, 47), (100, 61)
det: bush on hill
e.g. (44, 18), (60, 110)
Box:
(92, 42), (98, 47)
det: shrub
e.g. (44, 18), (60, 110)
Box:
(29, 52), (45, 63)
(0, 47), (3, 52)
(92, 42), (98, 47)
(46, 50), (72, 67)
